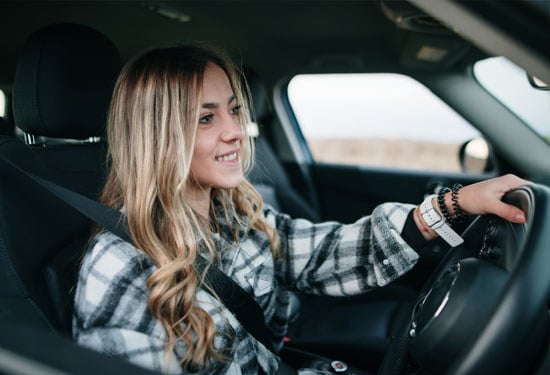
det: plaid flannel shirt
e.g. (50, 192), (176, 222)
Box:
(73, 202), (419, 374)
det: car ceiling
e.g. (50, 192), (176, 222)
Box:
(0, 0), (487, 89)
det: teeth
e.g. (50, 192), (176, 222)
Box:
(217, 152), (237, 162)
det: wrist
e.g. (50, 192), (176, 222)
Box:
(443, 192), (456, 219)
(413, 205), (438, 241)
(419, 194), (464, 247)
(438, 184), (467, 222)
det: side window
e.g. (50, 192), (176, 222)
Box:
(0, 89), (15, 136)
(0, 89), (13, 136)
(287, 73), (487, 174)
(0, 89), (5, 117)
(474, 57), (550, 144)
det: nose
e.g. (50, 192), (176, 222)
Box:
(220, 114), (243, 143)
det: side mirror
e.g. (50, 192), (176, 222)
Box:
(526, 73), (550, 91)
(459, 138), (494, 174)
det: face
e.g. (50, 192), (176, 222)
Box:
(189, 64), (244, 195)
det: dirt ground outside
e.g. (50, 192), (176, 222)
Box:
(307, 138), (464, 172)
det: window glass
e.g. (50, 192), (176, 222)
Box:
(0, 89), (5, 117)
(287, 74), (482, 173)
(474, 56), (550, 143)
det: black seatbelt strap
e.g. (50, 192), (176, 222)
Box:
(1, 154), (274, 351)
(194, 256), (274, 350)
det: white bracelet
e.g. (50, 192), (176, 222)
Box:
(419, 195), (464, 247)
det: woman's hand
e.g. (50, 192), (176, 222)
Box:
(446, 174), (530, 223)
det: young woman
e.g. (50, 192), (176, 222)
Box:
(72, 45), (528, 374)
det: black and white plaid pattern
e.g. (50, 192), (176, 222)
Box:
(73, 202), (418, 374)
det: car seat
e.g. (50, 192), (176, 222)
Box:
(0, 23), (120, 336)
(0, 116), (13, 136)
(246, 67), (320, 222)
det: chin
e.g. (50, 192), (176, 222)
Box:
(216, 177), (244, 190)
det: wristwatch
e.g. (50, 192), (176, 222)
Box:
(420, 195), (464, 247)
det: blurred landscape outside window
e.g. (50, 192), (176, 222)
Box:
(288, 73), (481, 173)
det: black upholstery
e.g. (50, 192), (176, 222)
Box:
(0, 23), (120, 336)
(0, 137), (98, 334)
(11, 22), (120, 197)
(13, 23), (119, 139)
(0, 116), (12, 135)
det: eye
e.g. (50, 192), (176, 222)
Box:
(229, 104), (242, 115)
(199, 114), (214, 124)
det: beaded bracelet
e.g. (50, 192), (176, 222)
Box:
(436, 187), (453, 222)
(451, 183), (466, 223)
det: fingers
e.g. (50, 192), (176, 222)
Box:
(492, 174), (529, 223)
(491, 201), (526, 223)
(458, 174), (530, 222)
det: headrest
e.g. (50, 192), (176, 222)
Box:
(244, 67), (271, 124)
(13, 23), (120, 139)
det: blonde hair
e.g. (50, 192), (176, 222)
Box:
(100, 45), (279, 369)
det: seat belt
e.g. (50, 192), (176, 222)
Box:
(0, 154), (275, 352)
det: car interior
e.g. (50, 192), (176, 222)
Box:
(0, 1), (548, 375)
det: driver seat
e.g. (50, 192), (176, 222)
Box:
(0, 23), (120, 335)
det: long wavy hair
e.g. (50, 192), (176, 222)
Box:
(100, 45), (279, 369)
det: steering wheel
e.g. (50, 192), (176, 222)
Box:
(378, 184), (550, 375)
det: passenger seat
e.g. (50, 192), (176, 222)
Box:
(246, 68), (320, 222)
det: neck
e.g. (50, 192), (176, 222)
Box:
(187, 185), (212, 218)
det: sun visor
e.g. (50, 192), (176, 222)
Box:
(381, 0), (471, 70)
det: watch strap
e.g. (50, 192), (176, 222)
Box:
(420, 195), (464, 247)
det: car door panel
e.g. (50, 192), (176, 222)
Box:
(311, 163), (488, 223)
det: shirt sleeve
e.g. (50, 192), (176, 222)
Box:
(265, 202), (420, 295)
(72, 232), (183, 375)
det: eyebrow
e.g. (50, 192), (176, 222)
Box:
(201, 95), (236, 109)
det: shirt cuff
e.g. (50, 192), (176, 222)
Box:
(401, 209), (429, 250)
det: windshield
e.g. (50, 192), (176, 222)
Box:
(474, 57), (550, 144)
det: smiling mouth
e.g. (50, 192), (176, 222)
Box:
(216, 152), (239, 162)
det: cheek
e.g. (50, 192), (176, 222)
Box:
(191, 136), (215, 172)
